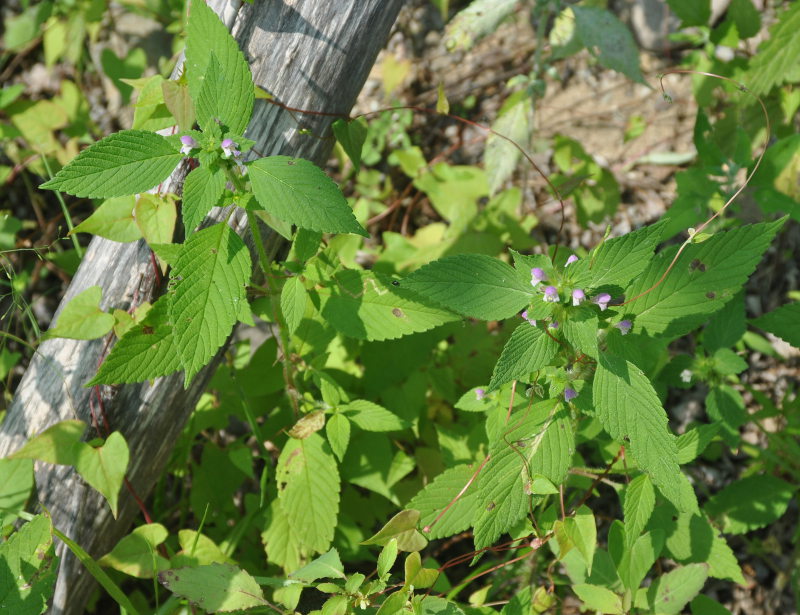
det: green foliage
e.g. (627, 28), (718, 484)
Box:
(595, 355), (693, 512)
(276, 434), (340, 556)
(0, 514), (58, 615)
(705, 475), (795, 534)
(5, 0), (798, 613)
(170, 221), (251, 384)
(571, 7), (645, 85)
(745, 2), (800, 95)
(185, 0), (254, 136)
(250, 156), (367, 236)
(40, 130), (183, 198)
(159, 563), (267, 612)
(41, 286), (115, 341)
(751, 301), (800, 348)
(402, 254), (531, 320)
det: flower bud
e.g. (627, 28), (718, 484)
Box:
(565, 254), (579, 267)
(475, 388), (486, 401)
(564, 387), (578, 402)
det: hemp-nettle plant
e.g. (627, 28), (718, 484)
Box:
(40, 0), (368, 387)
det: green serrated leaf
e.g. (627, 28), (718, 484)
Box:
(42, 286), (115, 341)
(572, 7), (645, 85)
(751, 301), (800, 348)
(281, 276), (308, 336)
(332, 118), (368, 173)
(316, 269), (458, 341)
(87, 295), (182, 386)
(626, 219), (786, 338)
(648, 507), (745, 583)
(182, 165), (226, 235)
(647, 563), (709, 615)
(0, 514), (58, 615)
(70, 195), (142, 242)
(617, 530), (664, 591)
(289, 549), (345, 582)
(9, 420), (86, 466)
(195, 52), (226, 132)
(75, 431), (129, 518)
(98, 524), (169, 578)
(705, 475), (795, 534)
(564, 506), (596, 574)
(40, 130), (183, 198)
(403, 254), (533, 321)
(185, 0), (253, 135)
(473, 401), (573, 549)
(488, 322), (559, 391)
(572, 584), (623, 615)
(745, 2), (800, 95)
(561, 307), (598, 358)
(159, 563), (266, 612)
(594, 355), (695, 512)
(676, 423), (719, 464)
(377, 538), (398, 578)
(250, 156), (367, 236)
(578, 221), (665, 294)
(409, 464), (481, 540)
(276, 433), (340, 554)
(170, 221), (251, 385)
(261, 499), (304, 572)
(325, 413), (350, 461)
(623, 474), (656, 545)
(343, 400), (408, 432)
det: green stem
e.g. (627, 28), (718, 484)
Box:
(41, 155), (84, 259)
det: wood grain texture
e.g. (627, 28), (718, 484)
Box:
(0, 1), (403, 612)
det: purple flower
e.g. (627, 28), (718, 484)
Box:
(521, 310), (537, 326)
(530, 268), (547, 287)
(593, 293), (611, 310)
(221, 138), (241, 158)
(549, 320), (559, 329)
(180, 135), (198, 155)
(543, 286), (559, 303)
(564, 387), (578, 402)
(565, 255), (579, 267)
(475, 388), (486, 401)
(572, 289), (586, 306)
(615, 320), (632, 335)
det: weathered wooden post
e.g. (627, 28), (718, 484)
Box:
(0, 1), (404, 611)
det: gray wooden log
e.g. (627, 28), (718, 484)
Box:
(0, 1), (404, 612)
